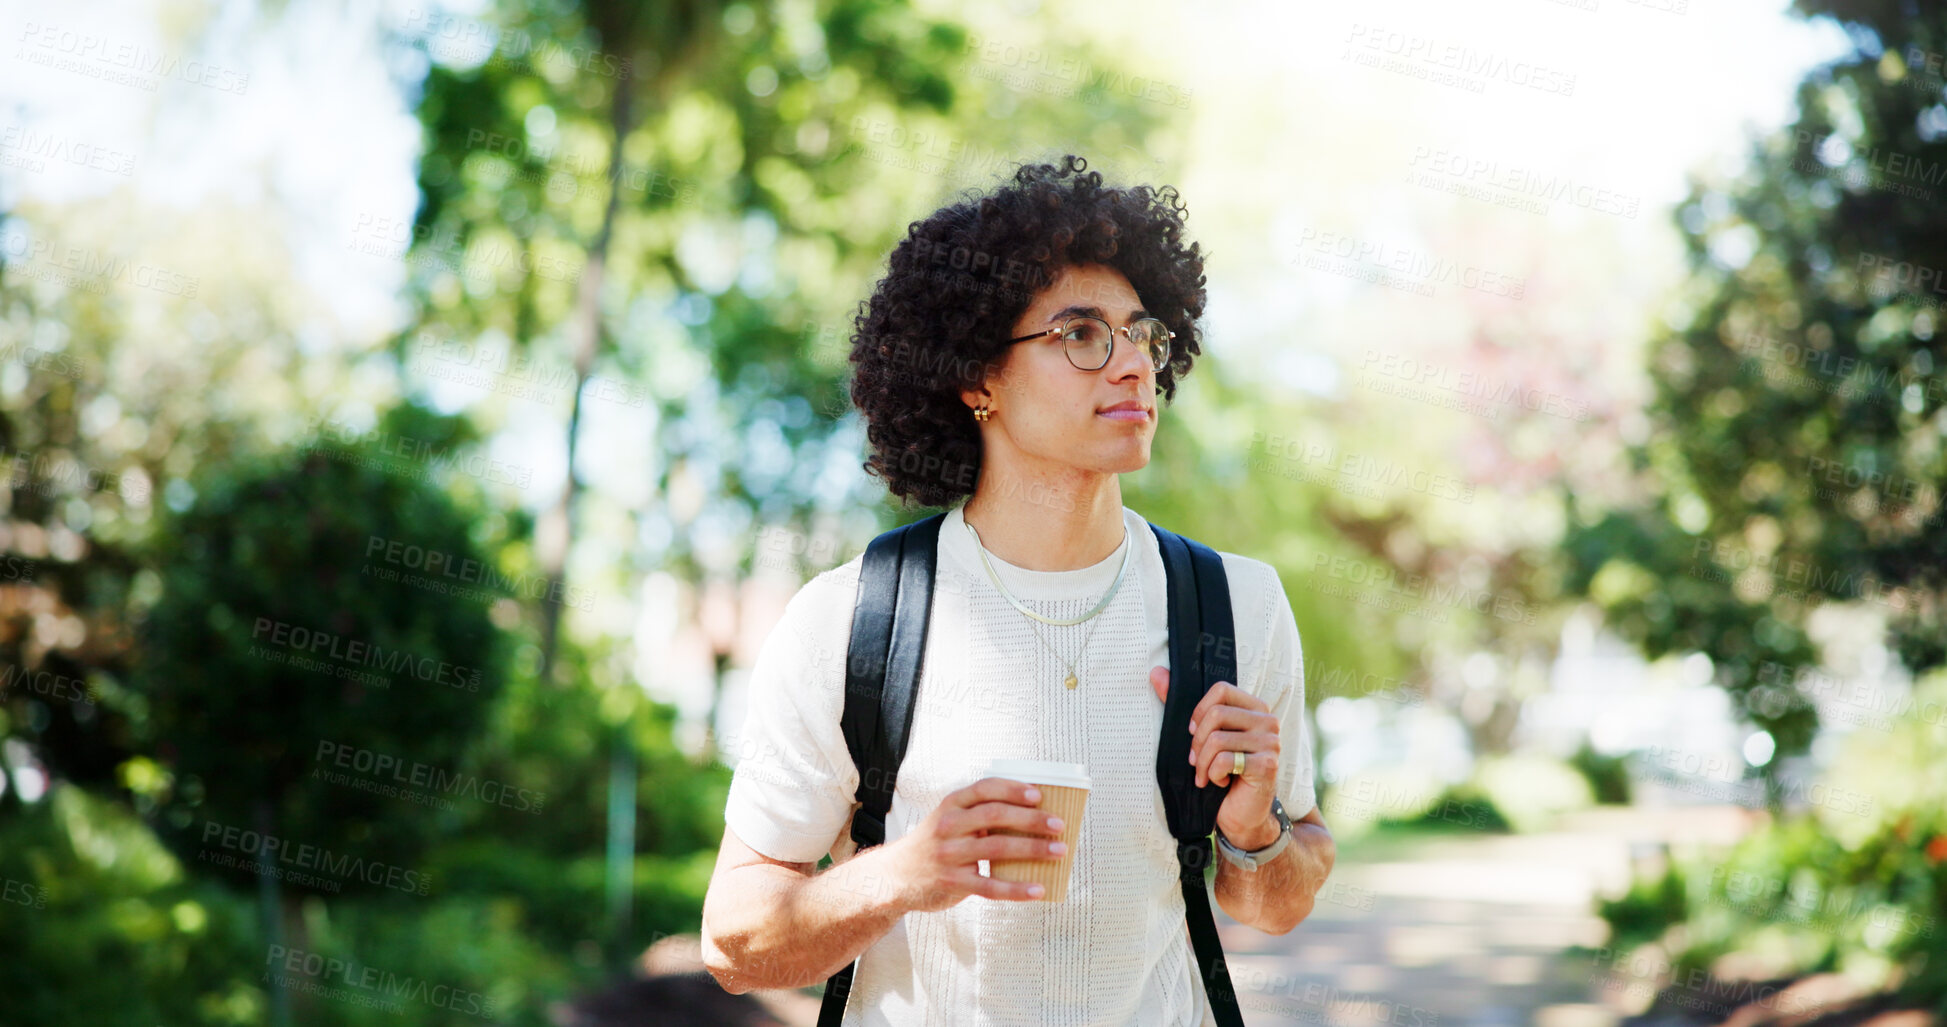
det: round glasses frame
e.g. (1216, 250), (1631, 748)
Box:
(1007, 316), (1176, 373)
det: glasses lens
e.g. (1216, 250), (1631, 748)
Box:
(1133, 319), (1171, 370)
(1060, 316), (1113, 369)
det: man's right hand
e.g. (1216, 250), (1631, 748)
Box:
(886, 776), (1069, 912)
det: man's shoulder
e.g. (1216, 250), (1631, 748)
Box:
(749, 557), (862, 688)
(781, 555), (865, 636)
(1209, 551), (1292, 652)
(1159, 533), (1285, 606)
(1212, 549), (1282, 600)
(1131, 515), (1287, 616)
(1148, 536), (1297, 694)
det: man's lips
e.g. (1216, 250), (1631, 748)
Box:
(1097, 403), (1151, 422)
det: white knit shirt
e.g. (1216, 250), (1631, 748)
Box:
(722, 503), (1316, 1027)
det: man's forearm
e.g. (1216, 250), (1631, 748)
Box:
(702, 844), (912, 994)
(1213, 809), (1335, 934)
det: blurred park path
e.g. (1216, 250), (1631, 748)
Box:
(1216, 806), (1761, 1027)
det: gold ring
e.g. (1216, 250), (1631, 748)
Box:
(1231, 751), (1246, 778)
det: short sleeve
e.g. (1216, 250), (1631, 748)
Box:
(1233, 558), (1317, 821)
(720, 569), (862, 866)
(1264, 583), (1317, 820)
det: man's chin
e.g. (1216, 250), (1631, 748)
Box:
(1104, 445), (1152, 475)
(1036, 439), (1150, 475)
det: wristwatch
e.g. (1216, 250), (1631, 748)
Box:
(1214, 797), (1291, 872)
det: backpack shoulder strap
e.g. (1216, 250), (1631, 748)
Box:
(1149, 522), (1246, 1027)
(818, 510), (945, 1027)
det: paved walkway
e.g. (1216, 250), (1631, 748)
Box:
(1215, 806), (1758, 1027)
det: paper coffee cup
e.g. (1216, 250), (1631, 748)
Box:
(979, 759), (1090, 902)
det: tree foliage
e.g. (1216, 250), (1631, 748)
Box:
(1564, 1), (1947, 774)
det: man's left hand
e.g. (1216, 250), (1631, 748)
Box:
(1149, 666), (1282, 850)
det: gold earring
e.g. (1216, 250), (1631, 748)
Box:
(973, 405), (993, 422)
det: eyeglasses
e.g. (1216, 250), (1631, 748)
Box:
(1007, 316), (1175, 373)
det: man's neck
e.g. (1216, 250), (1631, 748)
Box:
(961, 465), (1127, 572)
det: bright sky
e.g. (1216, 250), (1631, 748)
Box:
(1033, 0), (1854, 395)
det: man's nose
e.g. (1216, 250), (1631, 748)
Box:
(1104, 327), (1154, 382)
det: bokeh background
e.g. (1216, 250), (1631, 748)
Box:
(1, 0), (1943, 1024)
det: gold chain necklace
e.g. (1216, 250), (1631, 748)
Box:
(963, 517), (1131, 689)
(962, 518), (1132, 625)
(1022, 602), (1110, 690)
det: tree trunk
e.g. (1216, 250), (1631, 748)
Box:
(256, 800), (293, 1027)
(536, 71), (635, 686)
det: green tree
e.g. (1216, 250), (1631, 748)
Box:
(1563, 0), (1947, 793)
(391, 0), (1189, 736)
(1563, 3), (1947, 1006)
(136, 403), (508, 880)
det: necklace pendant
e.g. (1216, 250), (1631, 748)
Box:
(1064, 671), (1078, 690)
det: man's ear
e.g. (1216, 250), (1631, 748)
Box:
(962, 359), (1008, 411)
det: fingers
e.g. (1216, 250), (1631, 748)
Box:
(1191, 729), (1278, 788)
(964, 832), (1067, 863)
(914, 779), (1071, 911)
(968, 871), (1046, 902)
(1188, 705), (1278, 784)
(1149, 665), (1169, 704)
(1199, 746), (1275, 788)
(965, 800), (1064, 837)
(1187, 681), (1269, 735)
(937, 784), (1066, 863)
(958, 776), (1043, 810)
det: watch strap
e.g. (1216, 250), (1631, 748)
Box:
(1215, 798), (1291, 869)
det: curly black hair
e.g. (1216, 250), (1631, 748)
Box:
(846, 154), (1208, 509)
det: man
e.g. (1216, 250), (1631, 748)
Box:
(701, 154), (1335, 1025)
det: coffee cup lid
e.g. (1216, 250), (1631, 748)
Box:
(981, 758), (1091, 790)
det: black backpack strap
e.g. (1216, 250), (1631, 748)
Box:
(818, 511), (945, 1027)
(1150, 522), (1246, 1027)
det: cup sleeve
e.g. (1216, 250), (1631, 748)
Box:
(721, 579), (861, 866)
